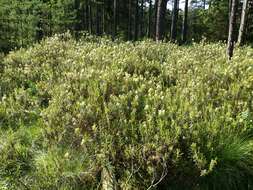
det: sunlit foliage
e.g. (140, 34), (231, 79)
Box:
(0, 34), (253, 189)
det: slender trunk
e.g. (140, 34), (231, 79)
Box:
(85, 3), (89, 31)
(140, 0), (144, 38)
(96, 1), (100, 35)
(74, 0), (80, 33)
(238, 0), (249, 46)
(21, 13), (23, 46)
(81, 2), (85, 30)
(244, 1), (251, 41)
(156, 0), (167, 41)
(229, 0), (233, 16)
(128, 0), (132, 40)
(113, 0), (117, 40)
(154, 0), (158, 39)
(134, 0), (139, 41)
(171, 0), (179, 42)
(203, 0), (206, 9)
(182, 0), (189, 43)
(49, 2), (52, 35)
(148, 0), (152, 38)
(89, 4), (93, 34)
(227, 0), (238, 60)
(36, 11), (43, 41)
(102, 0), (105, 34)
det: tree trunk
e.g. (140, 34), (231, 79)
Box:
(74, 0), (80, 33)
(154, 0), (158, 39)
(229, 0), (233, 16)
(140, 0), (144, 38)
(227, 0), (238, 60)
(181, 0), (189, 43)
(171, 0), (179, 42)
(36, 11), (43, 41)
(156, 0), (167, 41)
(85, 2), (89, 31)
(81, 2), (85, 30)
(102, 0), (105, 34)
(147, 0), (152, 38)
(238, 0), (249, 46)
(49, 2), (52, 35)
(113, 0), (117, 40)
(128, 0), (132, 40)
(134, 0), (139, 41)
(96, 1), (100, 35)
(89, 3), (93, 34)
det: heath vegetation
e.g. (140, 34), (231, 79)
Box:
(0, 34), (253, 189)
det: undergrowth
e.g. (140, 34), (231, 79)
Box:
(0, 34), (253, 189)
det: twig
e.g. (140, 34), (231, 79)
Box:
(146, 162), (168, 190)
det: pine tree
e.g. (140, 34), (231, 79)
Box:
(147, 0), (152, 38)
(238, 0), (249, 46)
(227, 0), (238, 60)
(134, 0), (139, 41)
(156, 0), (167, 41)
(128, 0), (132, 40)
(182, 0), (189, 43)
(171, 0), (179, 42)
(112, 0), (117, 40)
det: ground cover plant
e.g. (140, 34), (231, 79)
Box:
(0, 34), (253, 189)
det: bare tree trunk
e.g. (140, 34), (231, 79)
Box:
(85, 2), (89, 31)
(182, 0), (189, 43)
(102, 0), (105, 34)
(96, 1), (100, 35)
(171, 0), (179, 42)
(140, 0), (144, 38)
(229, 0), (233, 16)
(154, 0), (158, 39)
(147, 0), (152, 38)
(74, 0), (80, 33)
(156, 0), (167, 41)
(49, 1), (52, 35)
(244, 1), (251, 42)
(36, 11), (43, 41)
(128, 0), (132, 40)
(89, 3), (93, 34)
(238, 0), (249, 46)
(134, 0), (139, 41)
(81, 2), (85, 30)
(227, 0), (238, 60)
(112, 0), (117, 40)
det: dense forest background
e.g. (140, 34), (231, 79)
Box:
(0, 0), (253, 52)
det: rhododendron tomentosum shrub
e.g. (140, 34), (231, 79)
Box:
(0, 34), (253, 190)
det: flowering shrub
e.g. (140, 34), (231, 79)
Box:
(0, 34), (253, 189)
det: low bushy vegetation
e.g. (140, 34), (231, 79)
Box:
(0, 34), (253, 189)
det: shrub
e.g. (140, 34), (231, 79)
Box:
(0, 34), (253, 189)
